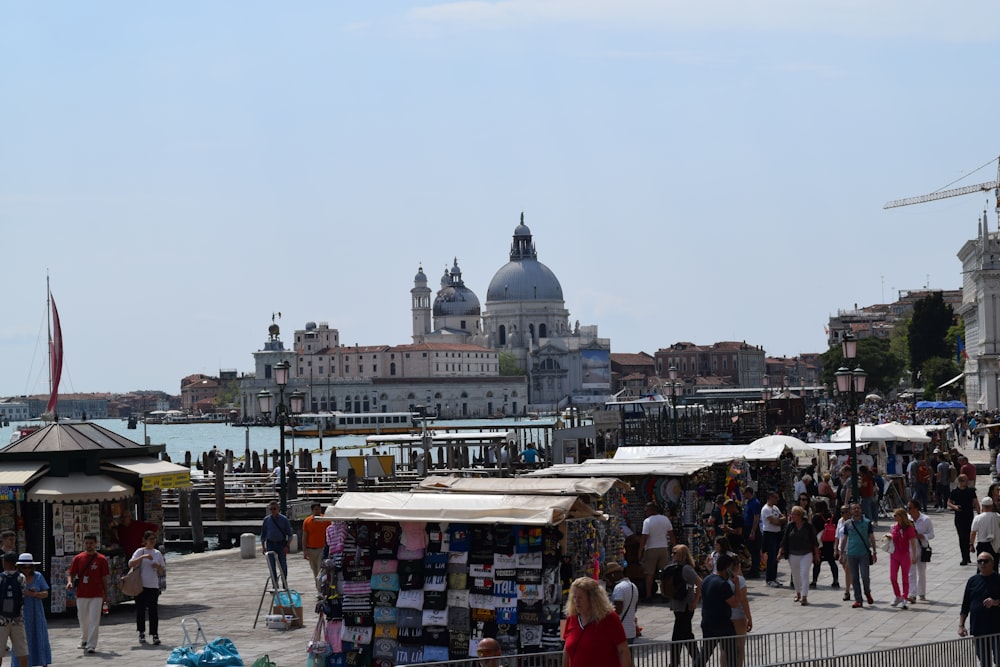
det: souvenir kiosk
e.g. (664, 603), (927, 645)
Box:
(0, 422), (191, 612)
(314, 477), (619, 663)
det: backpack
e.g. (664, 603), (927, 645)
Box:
(0, 571), (23, 619)
(917, 463), (931, 485)
(821, 517), (837, 543)
(659, 563), (688, 601)
(950, 464), (958, 483)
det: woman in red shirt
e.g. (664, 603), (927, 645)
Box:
(563, 576), (630, 667)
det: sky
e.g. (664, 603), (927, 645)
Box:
(3, 1), (1000, 397)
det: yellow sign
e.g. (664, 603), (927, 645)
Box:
(142, 472), (192, 491)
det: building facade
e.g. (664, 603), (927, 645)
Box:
(654, 341), (766, 388)
(959, 210), (1000, 409)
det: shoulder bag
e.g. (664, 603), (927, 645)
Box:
(849, 520), (874, 565)
(307, 613), (330, 655)
(121, 566), (143, 597)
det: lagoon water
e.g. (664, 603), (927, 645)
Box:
(0, 416), (558, 462)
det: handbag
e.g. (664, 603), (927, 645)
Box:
(307, 614), (331, 656)
(920, 544), (933, 563)
(121, 567), (144, 597)
(880, 534), (894, 554)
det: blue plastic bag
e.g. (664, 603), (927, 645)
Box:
(167, 646), (200, 667)
(199, 638), (244, 666)
(275, 590), (302, 608)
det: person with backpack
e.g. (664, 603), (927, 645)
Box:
(65, 533), (110, 654)
(665, 545), (701, 667)
(810, 501), (840, 589)
(0, 552), (28, 667)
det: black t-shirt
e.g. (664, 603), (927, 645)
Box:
(962, 572), (1000, 636)
(951, 486), (978, 521)
(725, 513), (745, 550)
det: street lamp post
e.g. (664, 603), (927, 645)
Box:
(835, 334), (868, 503)
(257, 360), (305, 515)
(668, 366), (679, 446)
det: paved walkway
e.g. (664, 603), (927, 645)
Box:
(42, 440), (996, 665)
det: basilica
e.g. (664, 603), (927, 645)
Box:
(411, 215), (611, 408)
(241, 216), (610, 417)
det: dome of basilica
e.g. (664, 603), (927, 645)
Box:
(433, 259), (481, 317)
(486, 214), (564, 302)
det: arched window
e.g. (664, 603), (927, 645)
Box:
(390, 362), (397, 376)
(499, 324), (506, 345)
(529, 323), (535, 343)
(539, 323), (547, 338)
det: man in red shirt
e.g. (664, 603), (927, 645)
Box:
(65, 534), (110, 653)
(960, 456), (978, 491)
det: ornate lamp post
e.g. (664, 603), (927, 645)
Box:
(668, 366), (679, 445)
(257, 360), (304, 515)
(835, 334), (867, 502)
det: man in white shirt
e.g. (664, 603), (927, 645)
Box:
(760, 491), (786, 587)
(639, 502), (676, 600)
(907, 499), (935, 603)
(605, 562), (639, 643)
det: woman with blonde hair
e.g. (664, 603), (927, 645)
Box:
(563, 576), (631, 667)
(777, 505), (818, 606)
(666, 545), (702, 667)
(888, 507), (918, 609)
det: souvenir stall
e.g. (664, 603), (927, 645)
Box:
(0, 422), (191, 613)
(314, 487), (606, 664)
(527, 441), (790, 570)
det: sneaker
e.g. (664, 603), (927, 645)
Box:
(766, 580), (780, 588)
(87, 647), (96, 654)
(901, 600), (909, 609)
(831, 582), (840, 589)
(891, 597), (901, 607)
(139, 633), (147, 645)
(866, 592), (874, 605)
(152, 635), (161, 646)
(852, 601), (863, 608)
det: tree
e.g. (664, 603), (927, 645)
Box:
(908, 292), (954, 377)
(214, 379), (240, 407)
(498, 352), (525, 376)
(920, 356), (962, 399)
(820, 336), (904, 394)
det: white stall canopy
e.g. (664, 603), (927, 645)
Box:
(415, 475), (627, 496)
(27, 473), (134, 503)
(324, 491), (602, 525)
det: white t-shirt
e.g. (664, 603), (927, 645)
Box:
(642, 514), (674, 549)
(611, 578), (639, 639)
(130, 546), (165, 589)
(760, 503), (783, 533)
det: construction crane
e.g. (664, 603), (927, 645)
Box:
(884, 156), (1000, 209)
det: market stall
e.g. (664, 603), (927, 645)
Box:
(314, 483), (611, 662)
(0, 422), (191, 612)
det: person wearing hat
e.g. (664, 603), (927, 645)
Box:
(301, 502), (327, 595)
(971, 496), (1000, 564)
(0, 552), (28, 667)
(15, 553), (50, 667)
(604, 562), (638, 644)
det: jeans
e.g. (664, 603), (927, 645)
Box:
(847, 554), (871, 602)
(698, 628), (737, 667)
(745, 532), (762, 578)
(135, 587), (160, 635)
(763, 532), (782, 582)
(861, 497), (878, 524)
(958, 517), (974, 563)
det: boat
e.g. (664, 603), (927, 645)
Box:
(9, 279), (62, 444)
(287, 411), (423, 437)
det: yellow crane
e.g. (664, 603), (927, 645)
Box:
(884, 156), (1000, 209)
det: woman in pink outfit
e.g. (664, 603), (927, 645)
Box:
(888, 508), (919, 609)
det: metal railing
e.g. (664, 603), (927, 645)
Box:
(412, 628), (834, 667)
(761, 632), (1000, 667)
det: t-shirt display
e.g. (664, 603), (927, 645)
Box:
(319, 518), (565, 663)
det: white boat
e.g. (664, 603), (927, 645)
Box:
(287, 411), (423, 437)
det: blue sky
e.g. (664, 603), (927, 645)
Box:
(2, 1), (999, 396)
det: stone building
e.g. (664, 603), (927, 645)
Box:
(959, 209), (1000, 409)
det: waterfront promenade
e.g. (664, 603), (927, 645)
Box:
(44, 442), (992, 665)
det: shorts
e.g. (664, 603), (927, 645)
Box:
(643, 547), (670, 577)
(0, 617), (28, 658)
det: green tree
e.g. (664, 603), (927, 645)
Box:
(889, 314), (911, 372)
(919, 356), (962, 399)
(908, 292), (954, 377)
(214, 379), (240, 407)
(820, 336), (904, 394)
(498, 352), (525, 376)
